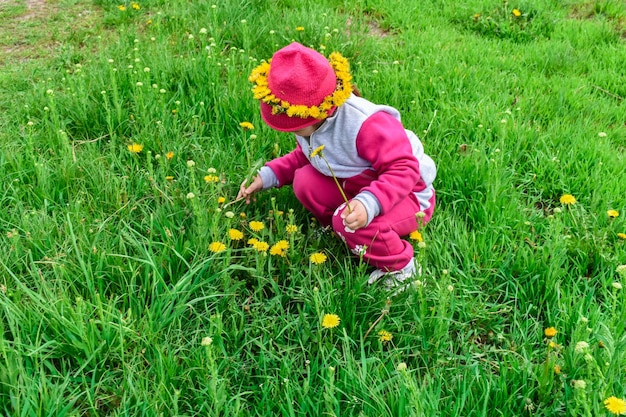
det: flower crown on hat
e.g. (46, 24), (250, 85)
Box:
(248, 51), (352, 120)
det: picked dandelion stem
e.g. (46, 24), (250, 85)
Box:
(314, 148), (351, 213)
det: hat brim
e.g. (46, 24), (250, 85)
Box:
(260, 102), (336, 132)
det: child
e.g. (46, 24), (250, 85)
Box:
(237, 42), (436, 290)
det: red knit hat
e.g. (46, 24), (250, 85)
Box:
(249, 42), (353, 132)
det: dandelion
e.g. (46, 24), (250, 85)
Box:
(165, 175), (174, 181)
(127, 143), (144, 153)
(310, 252), (327, 265)
(201, 336), (213, 346)
(253, 241), (269, 252)
(604, 396), (626, 415)
(247, 237), (259, 246)
(204, 175), (219, 183)
(409, 230), (423, 242)
(618, 233), (626, 240)
(286, 224), (298, 234)
(321, 313), (340, 329)
(228, 229), (244, 241)
(310, 145), (325, 158)
(512, 8), (522, 17)
(208, 242), (226, 253)
(118, 5), (126, 11)
(239, 121), (254, 130)
(270, 241), (288, 257)
(249, 221), (265, 232)
(131, 2), (140, 9)
(217, 197), (226, 204)
(378, 330), (393, 343)
(553, 364), (561, 374)
(165, 151), (174, 160)
(559, 194), (576, 205)
(544, 327), (557, 338)
(296, 26), (305, 31)
(310, 145), (351, 212)
(608, 209), (619, 218)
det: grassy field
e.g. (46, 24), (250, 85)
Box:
(1, 0), (625, 415)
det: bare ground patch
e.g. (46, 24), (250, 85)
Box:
(0, 0), (103, 65)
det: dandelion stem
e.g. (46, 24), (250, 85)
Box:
(318, 152), (351, 213)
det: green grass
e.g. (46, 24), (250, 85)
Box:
(1, 0), (625, 415)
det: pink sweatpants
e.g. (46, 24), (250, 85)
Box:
(292, 165), (434, 271)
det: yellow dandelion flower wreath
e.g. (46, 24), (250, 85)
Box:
(248, 52), (353, 120)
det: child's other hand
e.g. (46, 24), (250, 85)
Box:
(237, 175), (263, 204)
(340, 200), (367, 231)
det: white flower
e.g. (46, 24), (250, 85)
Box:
(159, 89), (166, 94)
(571, 379), (586, 390)
(108, 59), (114, 63)
(417, 241), (426, 249)
(574, 341), (589, 353)
(616, 265), (626, 278)
(188, 34), (194, 40)
(447, 285), (454, 292)
(186, 192), (195, 199)
(143, 67), (150, 72)
(396, 362), (407, 371)
(201, 336), (213, 346)
(598, 132), (607, 137)
(350, 245), (367, 256)
(224, 211), (235, 218)
(136, 82), (143, 87)
(207, 167), (217, 174)
(187, 160), (196, 168)
(199, 27), (208, 34)
(46, 89), (54, 95)
(612, 282), (623, 290)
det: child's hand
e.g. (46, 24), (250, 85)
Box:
(237, 175), (264, 204)
(340, 200), (367, 231)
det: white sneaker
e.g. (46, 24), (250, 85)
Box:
(368, 259), (422, 294)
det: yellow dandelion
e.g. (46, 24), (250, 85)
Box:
(321, 313), (340, 329)
(378, 330), (393, 343)
(165, 175), (174, 181)
(559, 194), (576, 205)
(296, 26), (305, 31)
(269, 244), (286, 257)
(249, 221), (265, 232)
(239, 121), (254, 130)
(228, 229), (244, 241)
(118, 5), (126, 11)
(618, 233), (626, 240)
(217, 196), (226, 204)
(247, 237), (259, 246)
(286, 224), (298, 234)
(274, 240), (289, 250)
(553, 364), (561, 375)
(204, 175), (219, 183)
(310, 145), (325, 158)
(208, 242), (226, 253)
(604, 396), (626, 415)
(512, 8), (521, 17)
(544, 327), (557, 338)
(253, 241), (269, 252)
(131, 2), (140, 9)
(127, 142), (144, 153)
(165, 151), (174, 160)
(240, 212), (247, 219)
(607, 209), (619, 218)
(409, 230), (423, 242)
(310, 252), (327, 265)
